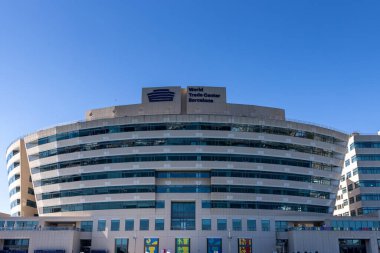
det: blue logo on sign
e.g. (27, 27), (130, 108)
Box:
(147, 89), (175, 102)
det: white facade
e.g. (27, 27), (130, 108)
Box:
(335, 133), (380, 217)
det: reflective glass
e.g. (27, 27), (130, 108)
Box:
(97, 220), (106, 231)
(171, 202), (195, 230)
(202, 219), (211, 230)
(111, 220), (120, 231)
(125, 219), (134, 231)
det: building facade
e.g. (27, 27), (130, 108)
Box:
(2, 86), (380, 253)
(6, 139), (37, 217)
(335, 133), (380, 217)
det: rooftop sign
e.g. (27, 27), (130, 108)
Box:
(147, 89), (175, 102)
(142, 86), (181, 104)
(187, 86), (226, 104)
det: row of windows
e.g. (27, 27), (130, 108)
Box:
(6, 150), (19, 163)
(352, 155), (380, 162)
(10, 199), (20, 208)
(340, 182), (359, 194)
(331, 220), (380, 229)
(8, 174), (20, 186)
(359, 207), (380, 215)
(37, 185), (156, 200)
(26, 122), (342, 148)
(350, 142), (380, 150)
(357, 167), (380, 174)
(80, 218), (271, 232)
(212, 169), (333, 185)
(9, 199), (36, 209)
(359, 194), (380, 201)
(3, 239), (29, 253)
(275, 221), (289, 232)
(211, 185), (330, 199)
(3, 239), (29, 246)
(335, 197), (374, 216)
(29, 137), (336, 161)
(34, 170), (154, 187)
(31, 153), (336, 174)
(37, 184), (330, 200)
(340, 167), (380, 180)
(359, 181), (380, 187)
(157, 171), (210, 179)
(0, 220), (38, 228)
(34, 169), (334, 188)
(202, 200), (329, 213)
(42, 200), (165, 214)
(344, 186), (352, 194)
(336, 193), (361, 211)
(7, 161), (20, 175)
(9, 186), (20, 197)
(335, 203), (347, 210)
(340, 168), (359, 183)
(42, 199), (328, 214)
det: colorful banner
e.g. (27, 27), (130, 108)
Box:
(144, 238), (159, 253)
(175, 238), (190, 253)
(207, 238), (222, 253)
(238, 238), (252, 253)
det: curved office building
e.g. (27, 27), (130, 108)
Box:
(5, 86), (348, 252)
(6, 139), (37, 217)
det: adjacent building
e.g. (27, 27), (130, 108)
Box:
(335, 133), (380, 217)
(1, 86), (380, 253)
(6, 139), (37, 217)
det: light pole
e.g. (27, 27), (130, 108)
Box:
(133, 232), (137, 253)
(228, 230), (232, 253)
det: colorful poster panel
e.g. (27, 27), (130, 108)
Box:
(144, 238), (159, 253)
(238, 238), (252, 253)
(207, 238), (222, 253)
(175, 238), (190, 253)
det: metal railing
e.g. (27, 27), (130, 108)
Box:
(287, 226), (380, 232)
(0, 226), (80, 232)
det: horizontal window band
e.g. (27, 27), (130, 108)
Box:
(350, 142), (380, 150)
(37, 184), (330, 200)
(202, 200), (329, 213)
(29, 137), (336, 161)
(34, 169), (155, 187)
(34, 169), (333, 187)
(42, 200), (165, 214)
(26, 122), (343, 149)
(31, 153), (337, 174)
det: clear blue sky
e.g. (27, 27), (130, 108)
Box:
(0, 0), (379, 214)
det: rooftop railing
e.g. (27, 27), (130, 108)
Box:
(0, 226), (80, 232)
(286, 226), (380, 232)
